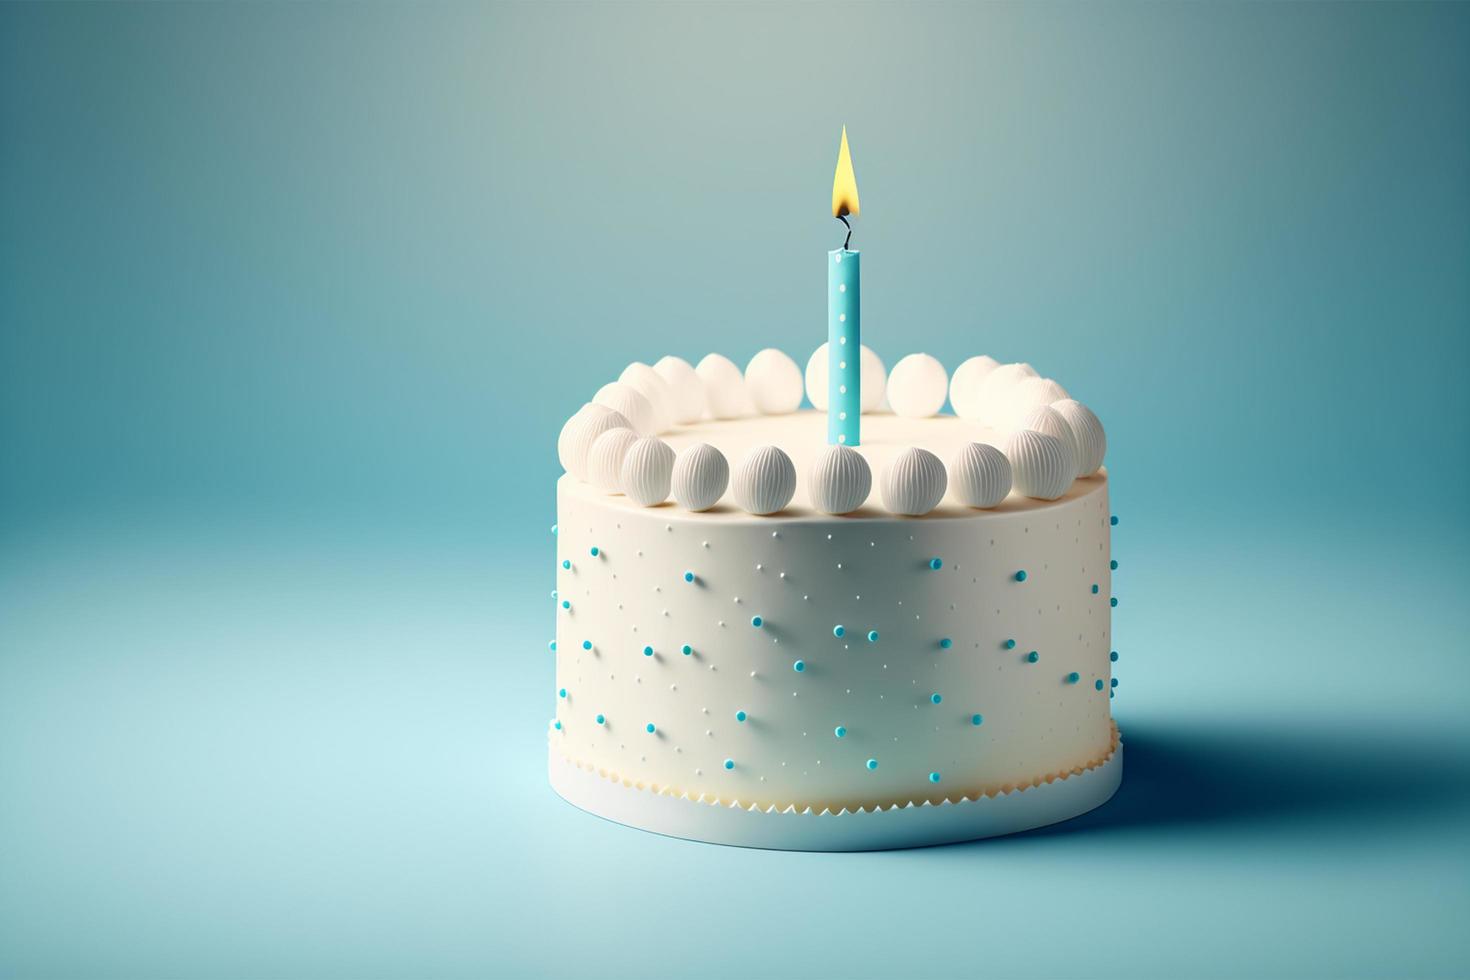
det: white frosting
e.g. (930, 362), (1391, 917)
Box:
(804, 345), (829, 412)
(881, 446), (948, 516)
(670, 443), (729, 512)
(949, 355), (1000, 420)
(996, 377), (1071, 432)
(1051, 399), (1107, 478)
(805, 343), (888, 414)
(808, 444), (873, 515)
(586, 426), (640, 493)
(732, 445), (797, 515)
(552, 463), (1113, 810)
(1004, 429), (1072, 501)
(859, 346), (887, 413)
(696, 353), (754, 420)
(1016, 405), (1081, 477)
(886, 353), (949, 418)
(653, 355), (708, 425)
(558, 404), (633, 482)
(744, 348), (804, 415)
(568, 411), (1099, 519)
(594, 381), (657, 436)
(619, 437), (675, 507)
(557, 354), (1108, 519)
(949, 442), (1012, 509)
(619, 362), (677, 432)
(974, 362), (1038, 424)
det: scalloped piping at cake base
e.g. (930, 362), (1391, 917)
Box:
(548, 726), (1122, 850)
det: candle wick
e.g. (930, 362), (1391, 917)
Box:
(837, 214), (852, 251)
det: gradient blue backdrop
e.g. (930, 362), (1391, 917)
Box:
(2, 3), (1467, 978)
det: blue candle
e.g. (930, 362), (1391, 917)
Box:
(828, 127), (861, 446)
(828, 248), (860, 445)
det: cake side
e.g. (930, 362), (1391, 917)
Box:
(550, 472), (1113, 812)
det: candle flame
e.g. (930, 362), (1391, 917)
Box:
(831, 126), (860, 219)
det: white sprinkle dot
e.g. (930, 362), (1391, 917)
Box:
(839, 283), (846, 292)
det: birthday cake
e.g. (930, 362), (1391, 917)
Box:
(549, 350), (1121, 850)
(547, 129), (1118, 849)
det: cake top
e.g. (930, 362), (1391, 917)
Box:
(563, 411), (1104, 520)
(556, 349), (1107, 519)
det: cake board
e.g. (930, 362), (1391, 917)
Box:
(549, 733), (1122, 852)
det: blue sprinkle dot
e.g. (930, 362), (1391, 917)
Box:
(939, 637), (953, 649)
(929, 557), (942, 570)
(548, 640), (556, 652)
(867, 630), (879, 643)
(1110, 596), (1118, 607)
(643, 645), (653, 657)
(554, 720), (561, 730)
(724, 759), (734, 770)
(793, 660), (805, 673)
(833, 625), (845, 638)
(646, 723), (655, 733)
(1066, 672), (1080, 684)
(1003, 638), (1016, 650)
(558, 688), (567, 698)
(581, 640), (592, 650)
(562, 559), (570, 570)
(834, 726), (847, 738)
(1111, 690), (1116, 699)
(682, 644), (693, 656)
(1110, 559), (1119, 570)
(561, 600), (570, 609)
(930, 693), (942, 705)
(1027, 651), (1039, 663)
(1095, 679), (1104, 691)
(866, 759), (878, 771)
(971, 714), (984, 726)
(595, 714), (605, 725)
(684, 571), (694, 583)
(1112, 678), (1119, 688)
(1014, 570), (1027, 582)
(735, 710), (747, 722)
(1111, 515), (1119, 526)
(751, 615), (763, 628)
(1091, 584), (1099, 594)
(589, 546), (599, 557)
(551, 524), (558, 535)
(929, 772), (941, 783)
(1110, 650), (1119, 662)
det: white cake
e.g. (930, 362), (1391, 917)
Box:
(550, 353), (1120, 849)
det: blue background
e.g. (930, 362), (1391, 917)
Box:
(2, 3), (1467, 977)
